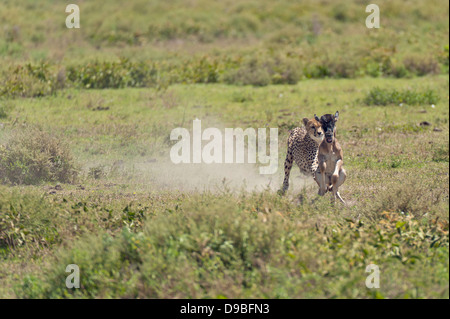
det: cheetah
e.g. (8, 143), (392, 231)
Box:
(281, 116), (324, 194)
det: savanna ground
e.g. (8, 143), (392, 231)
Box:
(0, 0), (448, 298)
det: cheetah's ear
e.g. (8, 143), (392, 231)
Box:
(334, 111), (339, 122)
(314, 114), (320, 122)
(302, 118), (309, 126)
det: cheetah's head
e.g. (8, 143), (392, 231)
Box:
(302, 117), (324, 144)
(316, 111), (339, 144)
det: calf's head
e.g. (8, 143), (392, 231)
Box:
(315, 111), (339, 144)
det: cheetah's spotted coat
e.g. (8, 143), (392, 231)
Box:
(281, 117), (324, 193)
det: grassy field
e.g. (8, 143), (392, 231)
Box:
(0, 0), (448, 299)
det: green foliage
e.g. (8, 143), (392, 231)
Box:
(363, 87), (440, 106)
(0, 189), (59, 250)
(14, 194), (449, 298)
(0, 63), (61, 98)
(222, 53), (301, 86)
(0, 128), (78, 185)
(0, 0), (447, 92)
(0, 53), (448, 97)
(0, 75), (448, 298)
(439, 45), (449, 73)
(0, 104), (8, 119)
(66, 59), (159, 89)
(0, 0), (448, 299)
(403, 55), (440, 76)
(0, 187), (150, 255)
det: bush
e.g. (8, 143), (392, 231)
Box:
(403, 55), (440, 76)
(0, 188), (59, 250)
(222, 54), (301, 86)
(0, 63), (60, 98)
(0, 50), (446, 96)
(0, 128), (78, 185)
(304, 58), (358, 79)
(66, 58), (159, 89)
(439, 45), (449, 73)
(0, 105), (8, 119)
(16, 195), (303, 298)
(363, 87), (440, 106)
(178, 56), (222, 84)
(14, 192), (449, 299)
(388, 63), (411, 78)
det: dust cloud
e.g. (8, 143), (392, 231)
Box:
(133, 157), (315, 194)
(112, 119), (316, 194)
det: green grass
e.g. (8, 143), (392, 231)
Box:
(0, 0), (448, 97)
(363, 87), (440, 106)
(0, 0), (448, 299)
(11, 193), (449, 299)
(0, 75), (448, 298)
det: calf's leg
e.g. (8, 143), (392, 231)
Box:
(331, 161), (346, 204)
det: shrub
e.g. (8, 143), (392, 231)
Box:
(66, 58), (160, 89)
(0, 63), (59, 98)
(372, 181), (447, 218)
(229, 12), (261, 35)
(363, 87), (440, 106)
(403, 55), (440, 76)
(223, 57), (272, 86)
(439, 45), (449, 73)
(388, 63), (410, 78)
(0, 188), (59, 250)
(222, 54), (301, 86)
(326, 59), (358, 78)
(304, 58), (358, 79)
(14, 192), (449, 299)
(178, 56), (222, 84)
(0, 127), (78, 185)
(0, 104), (8, 119)
(16, 195), (301, 298)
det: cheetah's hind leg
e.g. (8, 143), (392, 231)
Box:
(279, 149), (294, 195)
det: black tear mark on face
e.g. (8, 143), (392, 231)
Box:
(319, 112), (339, 144)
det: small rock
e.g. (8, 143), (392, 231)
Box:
(433, 127), (443, 132)
(419, 121), (431, 127)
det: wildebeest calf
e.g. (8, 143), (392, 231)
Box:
(314, 111), (346, 204)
